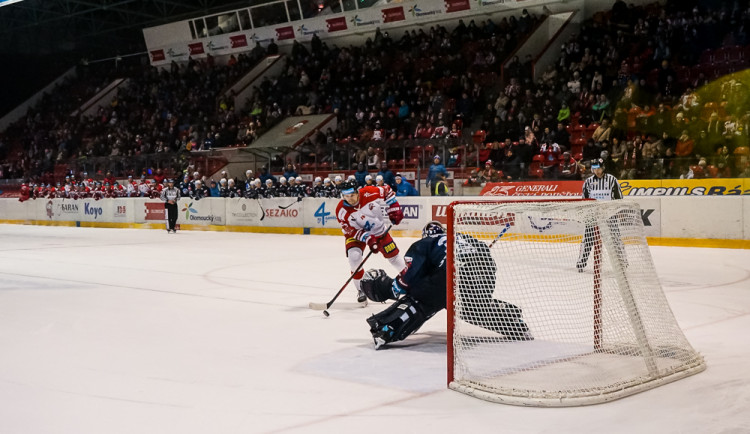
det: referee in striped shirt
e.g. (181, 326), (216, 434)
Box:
(577, 158), (624, 271)
(160, 179), (180, 233)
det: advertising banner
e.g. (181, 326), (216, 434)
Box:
(294, 21), (326, 40)
(480, 181), (583, 197)
(146, 0), (519, 66)
(303, 198), (340, 229)
(140, 199), (165, 223)
(392, 197), (432, 232)
(188, 42), (204, 55)
(225, 198), (265, 226)
(150, 49), (165, 62)
(381, 6), (406, 23)
(229, 34), (248, 48)
(36, 198), (111, 222)
(325, 17), (348, 32)
(628, 197), (661, 238)
(444, 0), (471, 13)
(620, 179), (750, 196)
(275, 26), (295, 41)
(255, 198), (304, 227)
(111, 199), (133, 221)
(348, 8), (384, 30)
(175, 198), (225, 226)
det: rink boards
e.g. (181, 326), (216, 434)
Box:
(0, 196), (748, 248)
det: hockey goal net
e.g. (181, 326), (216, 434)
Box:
(446, 200), (705, 406)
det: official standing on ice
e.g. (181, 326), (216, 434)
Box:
(577, 158), (623, 271)
(160, 179), (180, 233)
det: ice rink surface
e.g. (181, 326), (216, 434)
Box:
(0, 224), (748, 434)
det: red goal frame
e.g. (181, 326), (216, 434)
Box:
(445, 199), (588, 387)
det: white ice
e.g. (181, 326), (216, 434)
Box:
(0, 224), (748, 434)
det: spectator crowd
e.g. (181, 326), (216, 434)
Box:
(3, 0), (750, 192)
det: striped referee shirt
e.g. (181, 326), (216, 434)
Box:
(582, 173), (622, 201)
(160, 187), (180, 202)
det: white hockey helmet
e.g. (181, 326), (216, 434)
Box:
(246, 169), (253, 176)
(279, 176), (287, 184)
(265, 179), (273, 185)
(220, 178), (227, 185)
(254, 179), (261, 186)
(228, 178), (235, 185)
(324, 177), (331, 184)
(365, 175), (372, 182)
(334, 175), (342, 183)
(347, 175), (356, 182)
(375, 175), (384, 182)
(314, 176), (322, 184)
(295, 176), (302, 183)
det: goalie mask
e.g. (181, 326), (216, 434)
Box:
(360, 269), (395, 303)
(422, 221), (445, 238)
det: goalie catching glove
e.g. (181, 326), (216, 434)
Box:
(361, 268), (405, 302)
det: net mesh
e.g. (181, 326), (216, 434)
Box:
(449, 200), (705, 406)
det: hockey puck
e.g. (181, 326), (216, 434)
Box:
(323, 310), (330, 317)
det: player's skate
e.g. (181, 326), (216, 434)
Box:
(357, 289), (368, 306)
(371, 325), (394, 350)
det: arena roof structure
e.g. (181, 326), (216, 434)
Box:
(0, 0), (257, 56)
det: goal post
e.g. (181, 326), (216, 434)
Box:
(446, 200), (705, 407)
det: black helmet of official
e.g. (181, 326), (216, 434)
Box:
(422, 220), (445, 238)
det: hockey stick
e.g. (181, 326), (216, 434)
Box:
(256, 198), (265, 221)
(489, 222), (512, 248)
(309, 249), (374, 316)
(278, 196), (302, 209)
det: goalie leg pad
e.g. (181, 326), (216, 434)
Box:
(360, 269), (396, 302)
(460, 299), (533, 341)
(366, 296), (428, 349)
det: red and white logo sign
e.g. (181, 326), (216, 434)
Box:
(445, 0), (471, 13)
(276, 26), (295, 40)
(150, 50), (165, 62)
(326, 17), (348, 32)
(480, 181), (583, 197)
(382, 7), (406, 23)
(188, 42), (204, 55)
(432, 205), (448, 224)
(144, 202), (165, 220)
(230, 35), (248, 48)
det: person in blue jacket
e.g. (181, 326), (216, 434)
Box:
(354, 163), (369, 187)
(426, 155), (447, 196)
(258, 166), (277, 185)
(395, 173), (419, 196)
(283, 163), (298, 180)
(377, 161), (397, 190)
(360, 221), (532, 349)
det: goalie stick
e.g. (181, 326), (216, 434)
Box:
(309, 250), (373, 316)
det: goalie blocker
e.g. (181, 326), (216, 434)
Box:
(361, 221), (532, 349)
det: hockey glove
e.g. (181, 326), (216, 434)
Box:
(388, 204), (404, 225)
(366, 235), (380, 253)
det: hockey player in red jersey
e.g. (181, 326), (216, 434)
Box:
(18, 184), (30, 202)
(335, 180), (405, 304)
